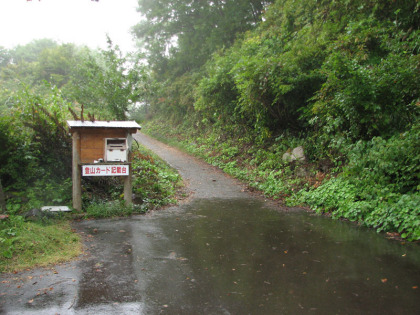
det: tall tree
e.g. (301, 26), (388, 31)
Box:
(68, 37), (146, 120)
(11, 39), (57, 63)
(133, 0), (273, 78)
(0, 47), (11, 68)
(37, 44), (78, 87)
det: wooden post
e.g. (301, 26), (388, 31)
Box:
(124, 151), (133, 206)
(72, 131), (82, 211)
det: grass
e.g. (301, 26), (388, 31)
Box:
(0, 218), (81, 273)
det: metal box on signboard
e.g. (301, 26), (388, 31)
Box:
(105, 138), (127, 162)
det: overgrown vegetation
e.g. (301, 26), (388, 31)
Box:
(136, 0), (419, 241)
(0, 215), (81, 273)
(0, 40), (182, 271)
(293, 126), (420, 240)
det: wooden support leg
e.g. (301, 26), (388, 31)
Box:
(124, 166), (132, 206)
(124, 149), (133, 206)
(72, 131), (82, 211)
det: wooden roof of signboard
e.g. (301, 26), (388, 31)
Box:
(67, 120), (141, 133)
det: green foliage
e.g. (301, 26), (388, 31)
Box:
(0, 46), (12, 68)
(344, 127), (420, 195)
(141, 0), (420, 241)
(0, 215), (24, 259)
(142, 0), (419, 148)
(132, 146), (182, 209)
(0, 39), (148, 210)
(17, 87), (72, 179)
(11, 39), (57, 64)
(0, 0), (419, 244)
(0, 215), (81, 272)
(84, 201), (137, 219)
(153, 72), (200, 124)
(311, 22), (420, 140)
(195, 47), (240, 127)
(1, 39), (146, 121)
(0, 115), (33, 190)
(133, 0), (273, 78)
(26, 178), (72, 210)
(0, 40), (81, 111)
(0, 85), (73, 208)
(37, 44), (78, 87)
(294, 126), (420, 240)
(68, 37), (146, 120)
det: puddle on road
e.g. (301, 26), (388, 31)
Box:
(70, 198), (419, 314)
(133, 198), (420, 314)
(75, 220), (143, 313)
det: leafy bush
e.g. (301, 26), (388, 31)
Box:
(0, 86), (73, 209)
(345, 127), (420, 194)
(0, 115), (34, 190)
(132, 146), (182, 209)
(294, 126), (420, 240)
(311, 18), (419, 140)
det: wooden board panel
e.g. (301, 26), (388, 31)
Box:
(81, 137), (103, 149)
(81, 148), (104, 163)
(77, 128), (129, 163)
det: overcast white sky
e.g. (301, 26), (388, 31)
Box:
(0, 0), (141, 53)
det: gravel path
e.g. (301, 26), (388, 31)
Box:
(133, 132), (251, 200)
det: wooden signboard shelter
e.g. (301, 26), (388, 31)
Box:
(67, 120), (141, 211)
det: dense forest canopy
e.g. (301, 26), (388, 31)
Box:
(0, 0), (419, 239)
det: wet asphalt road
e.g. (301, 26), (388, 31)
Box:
(0, 132), (419, 314)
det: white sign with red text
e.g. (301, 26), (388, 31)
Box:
(82, 165), (129, 176)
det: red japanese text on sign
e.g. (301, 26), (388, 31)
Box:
(82, 165), (129, 176)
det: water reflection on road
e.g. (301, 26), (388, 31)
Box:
(76, 198), (420, 314)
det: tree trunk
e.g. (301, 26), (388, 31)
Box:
(0, 179), (6, 212)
